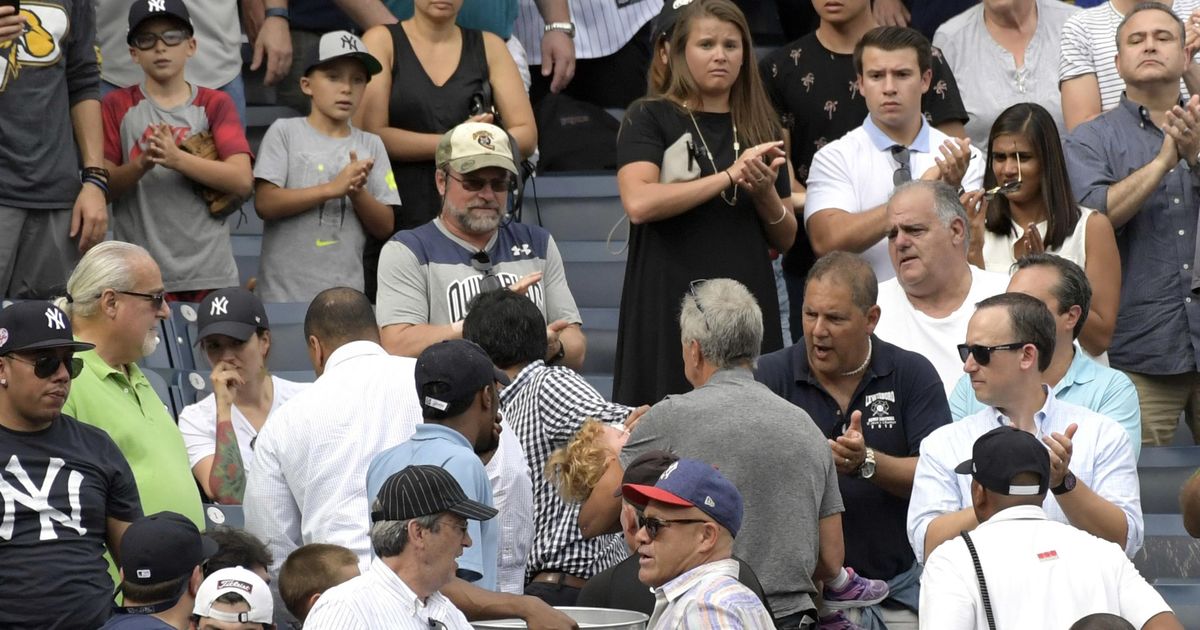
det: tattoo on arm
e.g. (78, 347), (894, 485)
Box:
(209, 420), (247, 504)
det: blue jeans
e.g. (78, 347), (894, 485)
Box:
(101, 74), (246, 130)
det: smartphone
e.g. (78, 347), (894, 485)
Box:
(0, 0), (19, 11)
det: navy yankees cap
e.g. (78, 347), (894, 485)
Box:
(195, 288), (269, 344)
(120, 511), (218, 587)
(623, 458), (744, 537)
(372, 465), (498, 523)
(0, 301), (94, 356)
(127, 0), (193, 44)
(415, 339), (509, 419)
(955, 426), (1050, 496)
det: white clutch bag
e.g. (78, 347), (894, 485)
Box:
(660, 132), (702, 184)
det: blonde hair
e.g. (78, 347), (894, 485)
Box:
(545, 419), (616, 503)
(55, 241), (151, 319)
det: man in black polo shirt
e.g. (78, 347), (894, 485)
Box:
(756, 252), (950, 628)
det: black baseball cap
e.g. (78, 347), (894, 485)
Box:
(955, 426), (1050, 496)
(120, 511), (218, 587)
(415, 340), (509, 419)
(614, 449), (679, 497)
(653, 0), (696, 42)
(195, 288), (269, 345)
(127, 0), (194, 44)
(371, 465), (498, 522)
(0, 301), (94, 356)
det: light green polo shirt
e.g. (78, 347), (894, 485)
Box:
(63, 349), (204, 529)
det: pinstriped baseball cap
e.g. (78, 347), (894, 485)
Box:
(371, 465), (498, 523)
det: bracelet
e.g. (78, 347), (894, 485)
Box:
(81, 166), (110, 183)
(264, 7), (290, 21)
(768, 204), (789, 225)
(725, 170), (735, 188)
(82, 177), (109, 198)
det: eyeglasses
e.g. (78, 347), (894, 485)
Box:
(470, 251), (504, 293)
(6, 353), (83, 379)
(985, 147), (1024, 200)
(636, 514), (710, 541)
(890, 145), (912, 186)
(130, 29), (190, 51)
(957, 342), (1030, 366)
(688, 279), (710, 329)
(114, 290), (166, 310)
(445, 170), (514, 194)
(439, 517), (470, 536)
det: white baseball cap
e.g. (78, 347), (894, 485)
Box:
(304, 30), (382, 76)
(193, 567), (273, 624)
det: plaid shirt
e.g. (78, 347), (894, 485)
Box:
(499, 361), (629, 580)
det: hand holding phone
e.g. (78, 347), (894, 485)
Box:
(0, 1), (23, 47)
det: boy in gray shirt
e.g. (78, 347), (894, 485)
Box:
(253, 30), (400, 304)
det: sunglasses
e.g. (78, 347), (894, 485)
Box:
(115, 290), (166, 310)
(7, 353), (83, 379)
(636, 514), (710, 541)
(130, 29), (191, 51)
(688, 279), (710, 328)
(470, 252), (504, 293)
(957, 342), (1029, 366)
(891, 145), (912, 186)
(446, 170), (513, 193)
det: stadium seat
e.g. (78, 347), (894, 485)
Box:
(141, 367), (180, 420)
(1134, 514), (1200, 581)
(203, 503), (245, 530)
(262, 302), (312, 372)
(139, 320), (175, 370)
(1152, 579), (1200, 628)
(273, 370), (317, 384)
(1138, 447), (1200, 513)
(520, 174), (626, 242)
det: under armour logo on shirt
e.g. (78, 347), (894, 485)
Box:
(210, 297), (229, 316)
(341, 35), (358, 51)
(511, 244), (532, 257)
(45, 308), (65, 330)
(148, 0), (166, 11)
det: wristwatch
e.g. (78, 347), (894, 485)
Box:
(264, 7), (290, 21)
(543, 22), (576, 38)
(855, 448), (877, 480)
(1051, 471), (1077, 495)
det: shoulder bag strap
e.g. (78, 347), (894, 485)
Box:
(960, 530), (996, 630)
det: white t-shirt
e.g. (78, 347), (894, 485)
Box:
(806, 117), (986, 281)
(178, 375), (310, 473)
(874, 266), (1011, 396)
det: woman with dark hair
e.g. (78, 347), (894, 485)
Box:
(967, 102), (1120, 356)
(612, 0), (796, 406)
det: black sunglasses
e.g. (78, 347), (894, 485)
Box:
(687, 279), (710, 328)
(115, 290), (166, 310)
(957, 342), (1030, 366)
(636, 514), (710, 541)
(130, 29), (190, 50)
(446, 170), (514, 193)
(470, 252), (504, 293)
(7, 353), (83, 379)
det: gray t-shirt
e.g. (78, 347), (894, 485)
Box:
(377, 218), (582, 327)
(253, 118), (400, 303)
(620, 368), (843, 619)
(95, 0), (242, 89)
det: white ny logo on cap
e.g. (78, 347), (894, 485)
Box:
(45, 308), (65, 330)
(210, 297), (229, 316)
(148, 0), (166, 11)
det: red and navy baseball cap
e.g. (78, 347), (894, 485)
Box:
(623, 458), (744, 537)
(0, 301), (94, 356)
(955, 426), (1050, 496)
(613, 450), (679, 497)
(195, 288), (269, 345)
(415, 339), (510, 419)
(127, 0), (194, 44)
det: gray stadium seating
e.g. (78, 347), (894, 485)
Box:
(1152, 579), (1200, 629)
(1138, 447), (1200, 514)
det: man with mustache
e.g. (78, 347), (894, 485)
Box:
(376, 121), (586, 371)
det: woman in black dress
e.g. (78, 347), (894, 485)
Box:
(612, 0), (796, 406)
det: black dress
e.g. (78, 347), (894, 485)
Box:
(611, 99), (786, 406)
(362, 24), (488, 299)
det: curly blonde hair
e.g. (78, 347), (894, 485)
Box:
(545, 419), (617, 503)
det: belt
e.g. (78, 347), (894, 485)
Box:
(531, 571), (587, 589)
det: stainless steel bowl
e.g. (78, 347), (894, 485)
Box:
(470, 606), (649, 629)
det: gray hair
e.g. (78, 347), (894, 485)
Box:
(679, 278), (763, 368)
(54, 241), (151, 319)
(1116, 2), (1184, 49)
(369, 510), (441, 558)
(891, 180), (969, 251)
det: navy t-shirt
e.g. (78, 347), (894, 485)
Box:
(99, 614), (176, 629)
(0, 414), (142, 629)
(755, 336), (950, 580)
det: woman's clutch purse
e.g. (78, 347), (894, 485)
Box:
(660, 132), (702, 184)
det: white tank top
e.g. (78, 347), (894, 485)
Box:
(982, 207), (1094, 274)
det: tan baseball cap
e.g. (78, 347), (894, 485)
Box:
(435, 122), (519, 176)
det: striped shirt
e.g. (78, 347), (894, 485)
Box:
(487, 421), (535, 594)
(499, 361), (629, 580)
(513, 0), (659, 64)
(1058, 0), (1200, 113)
(304, 558), (473, 629)
(648, 559), (777, 630)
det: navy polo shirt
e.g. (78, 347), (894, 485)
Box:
(755, 335), (951, 580)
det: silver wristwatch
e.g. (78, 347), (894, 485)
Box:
(856, 448), (877, 480)
(543, 22), (576, 38)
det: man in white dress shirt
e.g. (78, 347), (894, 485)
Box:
(244, 287), (423, 575)
(919, 426), (1179, 630)
(907, 292), (1142, 566)
(873, 181), (1010, 395)
(305, 465), (498, 629)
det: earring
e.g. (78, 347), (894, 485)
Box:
(0, 379), (7, 387)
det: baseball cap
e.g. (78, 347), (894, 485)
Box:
(118, 512), (218, 612)
(195, 288), (269, 345)
(304, 29), (382, 77)
(127, 0), (193, 44)
(435, 122), (519, 176)
(0, 301), (94, 355)
(415, 339), (510, 418)
(193, 567), (273, 624)
(372, 465), (498, 523)
(613, 450), (679, 497)
(623, 458), (744, 537)
(954, 426), (1050, 496)
(654, 0), (696, 42)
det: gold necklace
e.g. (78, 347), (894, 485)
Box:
(687, 108), (740, 206)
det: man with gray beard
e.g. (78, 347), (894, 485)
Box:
(376, 121), (586, 370)
(60, 241), (205, 531)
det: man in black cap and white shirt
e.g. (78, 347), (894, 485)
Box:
(305, 465), (499, 629)
(918, 427), (1182, 630)
(101, 511), (220, 630)
(0, 301), (142, 629)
